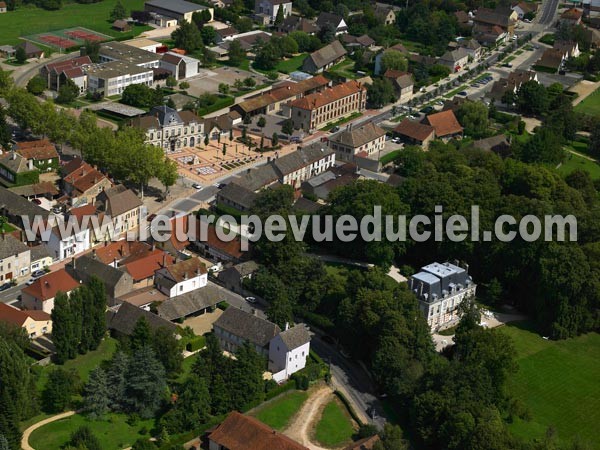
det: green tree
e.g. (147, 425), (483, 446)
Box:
(274, 5), (285, 26)
(455, 101), (489, 138)
(121, 84), (163, 108)
(367, 78), (395, 108)
(244, 76), (256, 88)
(200, 25), (217, 46)
(106, 351), (130, 412)
(69, 425), (102, 450)
(229, 342), (265, 409)
(254, 41), (281, 70)
(266, 293), (293, 329)
(42, 368), (79, 413)
(152, 327), (183, 377)
(380, 49), (408, 73)
(56, 78), (80, 104)
(272, 132), (279, 147)
(171, 21), (203, 52)
(51, 291), (80, 363)
(257, 116), (266, 128)
(222, 142), (227, 156)
(158, 157), (178, 195)
(160, 374), (211, 433)
(132, 439), (157, 450)
(218, 83), (230, 95)
(84, 39), (101, 63)
(282, 119), (294, 136)
(0, 107), (11, 151)
(109, 0), (127, 21)
(374, 424), (408, 450)
(166, 76), (177, 88)
(26, 75), (47, 95)
(83, 367), (109, 418)
(228, 39), (246, 66)
(125, 346), (167, 418)
(517, 80), (549, 115)
(130, 317), (152, 353)
(15, 46), (27, 64)
(519, 127), (564, 164)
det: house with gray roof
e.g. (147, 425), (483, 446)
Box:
(408, 261), (476, 332)
(107, 301), (177, 336)
(0, 234), (31, 285)
(0, 151), (39, 187)
(327, 122), (386, 162)
(438, 47), (470, 72)
(315, 12), (347, 35)
(302, 40), (347, 74)
(156, 283), (220, 320)
(218, 260), (259, 293)
(214, 307), (281, 357)
(216, 182), (258, 212)
(0, 185), (49, 229)
(66, 254), (134, 306)
(269, 323), (311, 382)
(144, 0), (213, 24)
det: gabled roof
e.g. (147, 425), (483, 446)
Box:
(536, 48), (564, 69)
(214, 307), (281, 348)
(290, 80), (364, 111)
(394, 118), (435, 141)
(44, 56), (91, 74)
(94, 240), (149, 265)
(0, 303), (50, 327)
(440, 47), (470, 63)
(149, 105), (183, 127)
(21, 269), (79, 301)
(160, 257), (207, 283)
(0, 234), (29, 260)
(231, 260), (260, 277)
(67, 254), (131, 291)
(156, 283), (220, 320)
(102, 185), (143, 217)
(161, 52), (183, 65)
(235, 164), (280, 191)
(15, 139), (59, 161)
(315, 12), (345, 30)
(209, 412), (308, 450)
(17, 41), (43, 55)
(424, 110), (463, 137)
(473, 7), (516, 27)
(271, 144), (334, 177)
(123, 249), (174, 282)
(279, 16), (318, 34)
(561, 8), (583, 20)
(0, 151), (33, 174)
(0, 186), (49, 221)
(107, 301), (176, 335)
(218, 182), (258, 210)
(278, 324), (311, 350)
(330, 122), (386, 148)
(304, 40), (347, 70)
(63, 160), (109, 194)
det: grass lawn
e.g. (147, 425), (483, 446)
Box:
(574, 87), (600, 117)
(28, 413), (154, 450)
(0, 1), (149, 46)
(327, 59), (359, 79)
(0, 221), (16, 233)
(196, 95), (234, 116)
(380, 149), (402, 165)
(252, 390), (309, 430)
(314, 398), (355, 447)
(499, 322), (600, 448)
(275, 53), (308, 74)
(444, 85), (468, 98)
(556, 152), (600, 180)
(35, 337), (118, 392)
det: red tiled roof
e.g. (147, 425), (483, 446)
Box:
(45, 56), (91, 73)
(95, 241), (150, 265)
(561, 8), (582, 20)
(209, 412), (308, 450)
(15, 140), (59, 161)
(425, 110), (463, 137)
(21, 269), (79, 301)
(63, 161), (109, 194)
(123, 249), (174, 282)
(69, 204), (97, 219)
(394, 118), (435, 141)
(162, 257), (207, 282)
(0, 303), (29, 326)
(192, 222), (244, 259)
(290, 80), (365, 111)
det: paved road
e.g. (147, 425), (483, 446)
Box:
(538, 0), (560, 25)
(0, 281), (27, 304)
(21, 410), (76, 450)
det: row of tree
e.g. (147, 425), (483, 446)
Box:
(51, 276), (107, 364)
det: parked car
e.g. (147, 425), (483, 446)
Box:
(31, 198), (41, 205)
(0, 283), (11, 292)
(245, 296), (257, 304)
(290, 136), (301, 143)
(147, 213), (157, 222)
(420, 106), (434, 114)
(458, 91), (468, 96)
(192, 183), (203, 190)
(329, 126), (340, 133)
(31, 270), (45, 278)
(25, 279), (36, 286)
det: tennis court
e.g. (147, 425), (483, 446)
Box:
(23, 27), (112, 50)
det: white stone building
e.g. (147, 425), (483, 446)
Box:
(155, 257), (208, 297)
(268, 324), (311, 383)
(408, 261), (477, 332)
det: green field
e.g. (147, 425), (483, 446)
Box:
(499, 322), (600, 448)
(556, 152), (600, 180)
(0, 0), (148, 46)
(575, 88), (600, 117)
(35, 337), (117, 392)
(275, 53), (308, 74)
(28, 413), (154, 450)
(252, 390), (309, 430)
(314, 398), (355, 447)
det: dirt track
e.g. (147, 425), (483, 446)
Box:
(21, 411), (76, 450)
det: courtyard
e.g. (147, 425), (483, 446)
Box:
(184, 67), (269, 97)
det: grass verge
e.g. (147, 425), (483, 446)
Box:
(252, 390), (309, 430)
(314, 398), (355, 447)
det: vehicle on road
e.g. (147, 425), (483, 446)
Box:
(245, 296), (257, 304)
(192, 183), (203, 190)
(147, 213), (156, 222)
(329, 126), (340, 133)
(32, 198), (42, 205)
(31, 270), (45, 278)
(0, 283), (11, 292)
(214, 183), (226, 189)
(458, 91), (468, 96)
(420, 106), (434, 114)
(25, 279), (36, 286)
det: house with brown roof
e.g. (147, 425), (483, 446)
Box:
(15, 139), (60, 173)
(277, 16), (318, 34)
(488, 70), (538, 102)
(112, 19), (132, 32)
(95, 185), (143, 240)
(344, 435), (381, 450)
(423, 110), (463, 139)
(233, 75), (330, 117)
(560, 8), (583, 25)
(458, 38), (483, 61)
(289, 80), (367, 132)
(0, 303), (52, 339)
(341, 34), (376, 49)
(155, 257), (208, 297)
(208, 412), (309, 450)
(374, 3), (396, 25)
(301, 40), (347, 74)
(554, 40), (580, 58)
(328, 122), (386, 162)
(62, 158), (112, 206)
(123, 249), (175, 287)
(21, 268), (79, 314)
(473, 7), (517, 33)
(0, 2), (7, 13)
(454, 10), (471, 27)
(17, 41), (44, 59)
(512, 2), (538, 19)
(535, 48), (566, 72)
(315, 12), (347, 35)
(0, 151), (39, 187)
(191, 223), (245, 263)
(393, 119), (436, 149)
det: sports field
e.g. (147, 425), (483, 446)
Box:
(0, 0), (147, 46)
(24, 27), (111, 50)
(499, 322), (600, 449)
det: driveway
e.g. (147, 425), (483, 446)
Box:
(22, 411), (76, 450)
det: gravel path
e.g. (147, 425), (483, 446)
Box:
(283, 385), (337, 450)
(21, 411), (76, 450)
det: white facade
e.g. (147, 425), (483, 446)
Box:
(156, 270), (208, 297)
(280, 152), (336, 189)
(269, 335), (310, 383)
(255, 0), (292, 23)
(47, 228), (90, 262)
(87, 67), (154, 97)
(0, 249), (31, 284)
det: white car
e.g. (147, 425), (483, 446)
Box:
(245, 296), (257, 304)
(25, 278), (36, 286)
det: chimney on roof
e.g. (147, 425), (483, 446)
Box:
(162, 253), (167, 267)
(72, 256), (76, 270)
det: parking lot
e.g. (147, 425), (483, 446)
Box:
(185, 67), (269, 97)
